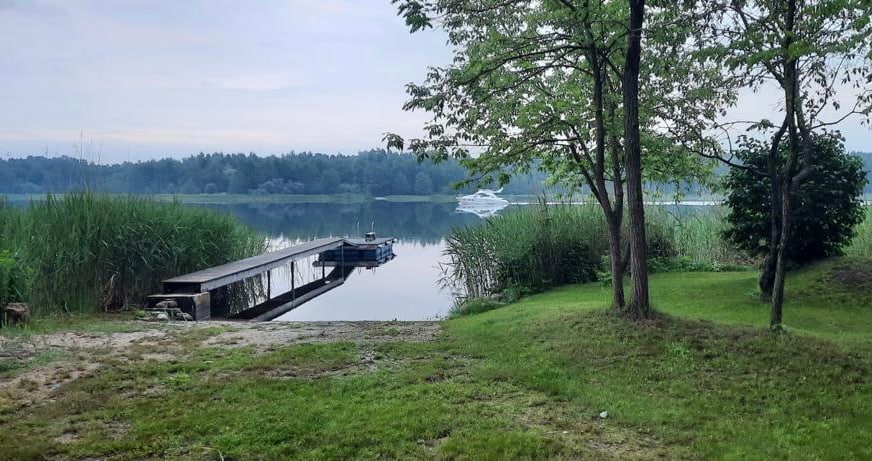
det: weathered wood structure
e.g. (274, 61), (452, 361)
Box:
(147, 237), (395, 321)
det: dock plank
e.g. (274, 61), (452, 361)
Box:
(163, 237), (344, 292)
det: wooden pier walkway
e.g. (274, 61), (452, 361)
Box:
(162, 237), (344, 293)
(148, 237), (395, 321)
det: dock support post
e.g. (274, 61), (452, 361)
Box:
(291, 261), (296, 303)
(267, 270), (271, 300)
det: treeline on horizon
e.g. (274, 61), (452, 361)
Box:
(1, 149), (871, 196)
(0, 150), (550, 196)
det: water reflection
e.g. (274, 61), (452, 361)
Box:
(203, 201), (481, 245)
(200, 201), (484, 320)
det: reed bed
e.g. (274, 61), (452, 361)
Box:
(648, 206), (747, 265)
(845, 207), (872, 258)
(0, 201), (28, 307)
(443, 203), (741, 301)
(442, 203), (605, 300)
(3, 193), (266, 316)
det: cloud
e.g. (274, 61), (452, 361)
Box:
(0, 0), (67, 16)
(209, 73), (310, 92)
(0, 1), (442, 160)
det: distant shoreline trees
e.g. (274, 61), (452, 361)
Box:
(0, 150), (549, 196)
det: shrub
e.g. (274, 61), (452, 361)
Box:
(723, 132), (868, 264)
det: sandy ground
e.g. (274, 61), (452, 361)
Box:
(0, 320), (441, 407)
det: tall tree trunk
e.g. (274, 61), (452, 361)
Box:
(770, 0), (798, 329)
(759, 237), (778, 295)
(770, 180), (793, 327)
(623, 0), (649, 318)
(607, 214), (626, 309)
(760, 121), (787, 296)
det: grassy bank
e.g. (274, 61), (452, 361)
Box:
(2, 259), (870, 459)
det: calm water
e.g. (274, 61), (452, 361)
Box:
(202, 201), (484, 321)
(195, 200), (719, 321)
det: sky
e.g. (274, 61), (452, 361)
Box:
(1, 1), (870, 163)
(0, 0), (452, 162)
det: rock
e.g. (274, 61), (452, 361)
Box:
(155, 312), (169, 321)
(2, 303), (30, 325)
(599, 411), (608, 419)
(155, 300), (178, 310)
(176, 312), (193, 321)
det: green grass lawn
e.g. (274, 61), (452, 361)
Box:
(2, 259), (871, 459)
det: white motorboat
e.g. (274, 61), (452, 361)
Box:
(456, 188), (509, 217)
(457, 188), (509, 206)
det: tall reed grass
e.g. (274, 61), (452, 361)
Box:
(3, 193), (266, 316)
(647, 206), (747, 265)
(443, 203), (740, 301)
(845, 207), (872, 258)
(443, 203), (607, 300)
(0, 201), (28, 307)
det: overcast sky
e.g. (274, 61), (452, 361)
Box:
(0, 0), (452, 162)
(1, 0), (870, 163)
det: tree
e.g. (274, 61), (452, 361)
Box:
(724, 132), (868, 272)
(701, 0), (872, 328)
(393, 174), (412, 195)
(227, 169), (251, 194)
(623, 0), (649, 316)
(388, 0), (722, 318)
(320, 168), (341, 193)
(414, 172), (434, 195)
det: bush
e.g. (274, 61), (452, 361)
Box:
(7, 193), (266, 316)
(723, 132), (867, 264)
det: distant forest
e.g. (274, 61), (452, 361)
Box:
(0, 150), (547, 196)
(0, 149), (870, 196)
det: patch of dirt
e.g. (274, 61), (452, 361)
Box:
(31, 329), (169, 350)
(202, 320), (441, 353)
(1, 361), (101, 409)
(829, 262), (872, 292)
(54, 431), (79, 445)
(472, 388), (667, 459)
(0, 320), (441, 408)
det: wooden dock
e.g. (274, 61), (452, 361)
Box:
(162, 237), (344, 293)
(148, 237), (395, 321)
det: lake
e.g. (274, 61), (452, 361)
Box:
(200, 201), (486, 321)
